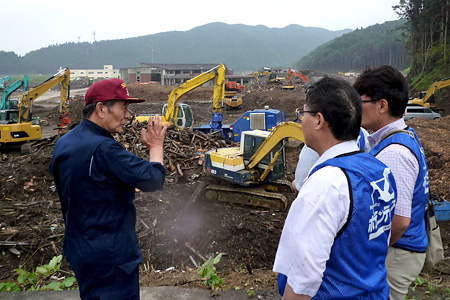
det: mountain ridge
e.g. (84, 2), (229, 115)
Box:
(0, 22), (352, 75)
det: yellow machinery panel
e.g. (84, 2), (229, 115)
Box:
(208, 147), (245, 172)
(0, 123), (42, 143)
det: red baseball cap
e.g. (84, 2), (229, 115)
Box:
(85, 79), (145, 104)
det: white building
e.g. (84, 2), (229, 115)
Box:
(67, 65), (120, 81)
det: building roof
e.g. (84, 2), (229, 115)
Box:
(140, 63), (224, 71)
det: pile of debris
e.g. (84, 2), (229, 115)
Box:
(117, 122), (238, 183)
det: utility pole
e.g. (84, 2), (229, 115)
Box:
(78, 36), (81, 43)
(93, 31), (96, 43)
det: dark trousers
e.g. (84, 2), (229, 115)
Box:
(76, 264), (140, 300)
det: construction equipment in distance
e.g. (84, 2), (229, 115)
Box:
(282, 69), (309, 90)
(136, 64), (227, 131)
(253, 68), (285, 84)
(408, 78), (450, 113)
(1, 75), (29, 110)
(195, 107), (286, 142)
(225, 81), (244, 91)
(203, 121), (304, 209)
(0, 68), (71, 143)
(224, 91), (243, 110)
(224, 81), (244, 109)
(0, 75), (12, 89)
(136, 64), (287, 142)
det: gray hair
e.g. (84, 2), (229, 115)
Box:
(82, 100), (118, 119)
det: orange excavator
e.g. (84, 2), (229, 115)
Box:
(225, 81), (244, 91)
(282, 69), (309, 90)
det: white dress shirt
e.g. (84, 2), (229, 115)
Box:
(294, 129), (369, 191)
(273, 141), (359, 297)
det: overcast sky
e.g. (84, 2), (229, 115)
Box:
(3, 0), (400, 56)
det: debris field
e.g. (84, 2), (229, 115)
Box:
(1, 74), (450, 297)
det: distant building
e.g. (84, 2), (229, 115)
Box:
(67, 65), (120, 81)
(344, 72), (360, 77)
(121, 63), (253, 86)
(268, 67), (291, 74)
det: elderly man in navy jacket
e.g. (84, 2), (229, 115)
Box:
(50, 79), (167, 300)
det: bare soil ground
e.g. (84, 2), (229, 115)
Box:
(1, 72), (450, 298)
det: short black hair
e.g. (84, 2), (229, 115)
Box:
(305, 77), (361, 141)
(353, 65), (409, 118)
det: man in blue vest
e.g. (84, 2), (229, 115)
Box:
(354, 65), (429, 300)
(50, 79), (168, 300)
(274, 77), (397, 299)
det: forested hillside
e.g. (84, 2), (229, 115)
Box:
(295, 20), (408, 72)
(394, 0), (450, 92)
(0, 22), (349, 75)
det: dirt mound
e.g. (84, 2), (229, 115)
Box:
(406, 116), (450, 198)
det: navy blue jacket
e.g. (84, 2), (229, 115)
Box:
(50, 119), (166, 279)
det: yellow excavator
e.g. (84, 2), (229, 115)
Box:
(136, 64), (227, 131)
(0, 68), (71, 143)
(224, 91), (243, 110)
(408, 78), (450, 113)
(203, 121), (305, 210)
(253, 68), (285, 84)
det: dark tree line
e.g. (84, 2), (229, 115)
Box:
(295, 20), (409, 72)
(395, 0), (450, 78)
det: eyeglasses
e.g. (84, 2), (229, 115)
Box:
(296, 109), (318, 122)
(361, 99), (379, 103)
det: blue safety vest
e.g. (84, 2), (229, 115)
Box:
(279, 151), (396, 299)
(357, 128), (366, 151)
(370, 128), (429, 252)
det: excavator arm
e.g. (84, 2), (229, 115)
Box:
(422, 78), (450, 103)
(253, 70), (284, 84)
(1, 76), (29, 110)
(19, 68), (70, 123)
(247, 121), (304, 181)
(408, 78), (450, 112)
(288, 69), (309, 83)
(0, 75), (12, 89)
(252, 72), (267, 83)
(164, 64), (226, 126)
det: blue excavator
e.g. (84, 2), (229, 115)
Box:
(0, 75), (29, 110)
(0, 75), (12, 89)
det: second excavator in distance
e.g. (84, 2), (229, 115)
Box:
(408, 78), (450, 113)
(136, 64), (287, 142)
(282, 69), (309, 90)
(136, 64), (227, 131)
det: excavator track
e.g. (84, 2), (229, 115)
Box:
(204, 184), (287, 210)
(262, 179), (293, 194)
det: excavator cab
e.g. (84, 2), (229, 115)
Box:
(241, 130), (286, 182)
(0, 100), (19, 124)
(162, 103), (193, 128)
(0, 110), (17, 124)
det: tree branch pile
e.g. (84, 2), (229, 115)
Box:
(117, 121), (238, 184)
